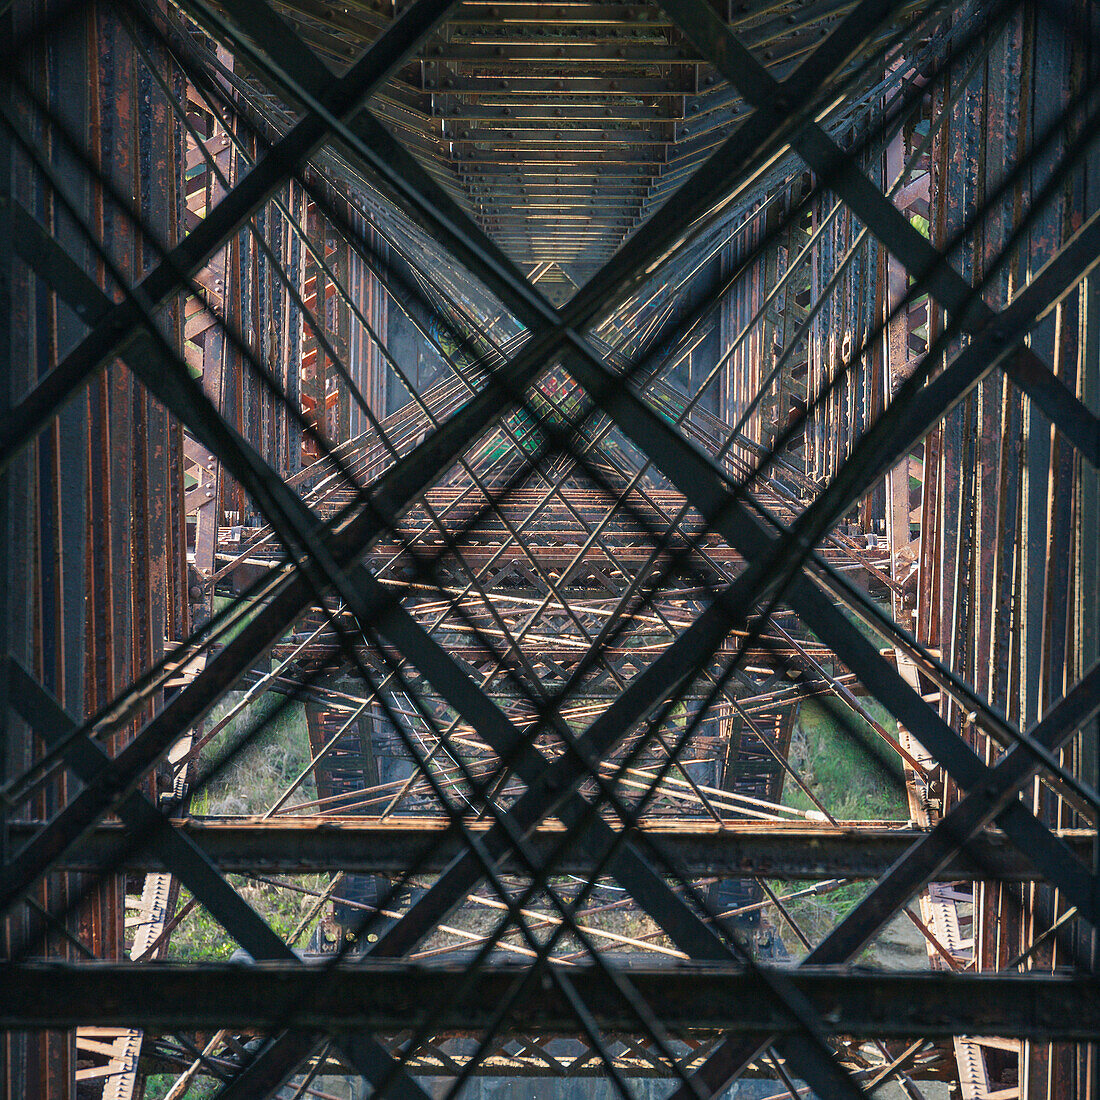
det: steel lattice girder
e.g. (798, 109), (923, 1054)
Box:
(176, 0), (1100, 943)
(8, 193), (777, 1005)
(42, 4), (893, 1095)
(136, 1036), (959, 1082)
(205, 0), (1100, 950)
(0, 0), (457, 468)
(2, 0), (902, 946)
(659, 0), (1100, 468)
(197, 0), (1097, 909)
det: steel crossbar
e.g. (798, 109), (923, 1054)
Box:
(3, 962), (1099, 1038)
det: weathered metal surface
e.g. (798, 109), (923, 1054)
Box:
(136, 1033), (958, 1082)
(7, 818), (1094, 879)
(3, 1), (1100, 1099)
(5, 962), (1100, 1038)
(1, 4), (190, 1096)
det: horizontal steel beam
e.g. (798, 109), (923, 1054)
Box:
(5, 963), (1098, 1039)
(17, 819), (1094, 879)
(440, 4), (675, 25)
(419, 44), (699, 62)
(429, 103), (667, 120)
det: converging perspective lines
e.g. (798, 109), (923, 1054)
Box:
(1, 1), (1099, 1099)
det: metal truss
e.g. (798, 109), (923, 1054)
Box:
(135, 1031), (960, 1087)
(1, 0), (1099, 1098)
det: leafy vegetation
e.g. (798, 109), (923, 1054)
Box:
(143, 1074), (220, 1099)
(772, 673), (911, 947)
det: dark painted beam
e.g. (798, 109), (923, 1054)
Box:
(3, 963), (1098, 1040)
(12, 819), (1095, 881)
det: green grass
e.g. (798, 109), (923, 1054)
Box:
(210, 593), (269, 647)
(785, 600), (912, 821)
(769, 696), (907, 945)
(167, 873), (331, 962)
(783, 696), (908, 822)
(159, 687), (325, 963)
(770, 667), (911, 947)
(765, 877), (876, 945)
(190, 691), (315, 817)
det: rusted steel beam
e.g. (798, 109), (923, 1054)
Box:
(13, 819), (1094, 880)
(665, 0), (1100, 471)
(137, 1031), (958, 1082)
(0, 0), (458, 472)
(7, 1), (1098, 1098)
